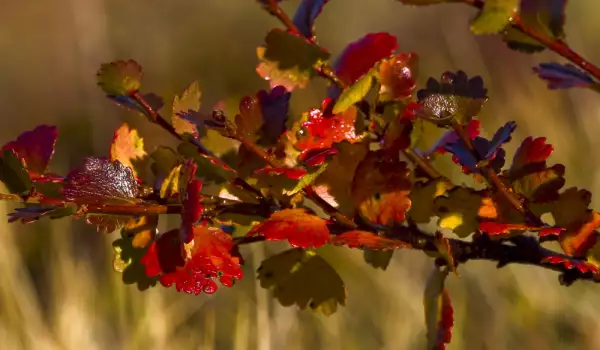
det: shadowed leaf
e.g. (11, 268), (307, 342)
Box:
(2, 125), (58, 178)
(97, 59), (143, 96)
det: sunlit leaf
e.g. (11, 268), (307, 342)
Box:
(332, 70), (374, 114)
(479, 221), (564, 239)
(434, 187), (486, 238)
(142, 226), (243, 295)
(247, 209), (330, 248)
(2, 125), (58, 179)
(110, 123), (147, 176)
(123, 215), (159, 249)
(96, 59), (143, 96)
(423, 266), (453, 350)
(172, 81), (201, 137)
(257, 248), (346, 316)
(470, 0), (519, 35)
(351, 151), (412, 226)
(408, 179), (455, 223)
(330, 230), (411, 250)
(256, 29), (330, 91)
(542, 255), (599, 275)
(177, 142), (235, 184)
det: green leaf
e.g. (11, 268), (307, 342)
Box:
(257, 248), (347, 316)
(112, 229), (158, 291)
(363, 249), (394, 270)
(172, 81), (201, 137)
(503, 0), (568, 53)
(332, 71), (374, 114)
(257, 29), (331, 91)
(96, 60), (143, 96)
(433, 187), (485, 238)
(0, 149), (32, 195)
(423, 266), (453, 350)
(285, 163), (328, 196)
(470, 0), (519, 35)
(150, 146), (182, 178)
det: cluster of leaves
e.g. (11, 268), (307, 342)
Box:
(3, 0), (600, 349)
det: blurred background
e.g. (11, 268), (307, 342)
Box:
(2, 0), (600, 349)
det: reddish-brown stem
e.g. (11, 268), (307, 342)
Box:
(402, 148), (445, 180)
(82, 203), (182, 216)
(451, 122), (544, 226)
(266, 0), (302, 34)
(463, 0), (600, 81)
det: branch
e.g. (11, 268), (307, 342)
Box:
(463, 0), (600, 81)
(129, 91), (266, 202)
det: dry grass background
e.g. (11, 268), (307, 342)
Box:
(1, 0), (600, 349)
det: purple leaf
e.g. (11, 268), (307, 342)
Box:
(292, 0), (329, 39)
(257, 85), (291, 144)
(533, 62), (594, 89)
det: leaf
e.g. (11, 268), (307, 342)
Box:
(8, 203), (77, 224)
(330, 230), (411, 250)
(503, 0), (568, 53)
(181, 178), (203, 243)
(434, 187), (486, 238)
(432, 232), (457, 273)
(408, 179), (455, 223)
(0, 149), (32, 195)
(110, 123), (147, 176)
(292, 0), (329, 39)
(254, 166), (308, 180)
(247, 209), (331, 248)
(2, 125), (58, 178)
(351, 151), (412, 226)
(507, 137), (565, 202)
(470, 0), (519, 35)
(256, 29), (330, 91)
(150, 146), (182, 178)
(363, 249), (395, 270)
(312, 141), (370, 214)
(298, 147), (339, 167)
(112, 229), (159, 291)
(446, 121), (516, 173)
(332, 70), (374, 114)
(423, 266), (453, 350)
(542, 255), (599, 275)
(96, 59), (143, 96)
(378, 52), (419, 101)
(533, 62), (594, 90)
(142, 226), (243, 295)
(63, 157), (140, 204)
(107, 93), (164, 118)
(417, 71), (488, 126)
(257, 248), (346, 316)
(172, 81), (201, 137)
(333, 32), (398, 86)
(122, 215), (159, 249)
(292, 99), (363, 152)
(256, 86), (291, 145)
(426, 120), (481, 157)
(479, 221), (564, 239)
(285, 163), (328, 196)
(380, 105), (415, 153)
(550, 188), (600, 256)
(396, 0), (457, 4)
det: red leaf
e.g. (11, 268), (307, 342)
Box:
(334, 32), (398, 85)
(511, 136), (553, 173)
(330, 230), (411, 250)
(254, 166), (308, 180)
(247, 209), (330, 248)
(2, 125), (58, 179)
(142, 226), (243, 295)
(424, 267), (454, 350)
(294, 98), (362, 151)
(63, 157), (139, 203)
(299, 147), (339, 167)
(542, 255), (599, 275)
(479, 221), (565, 238)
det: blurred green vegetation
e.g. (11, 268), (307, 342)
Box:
(2, 0), (600, 349)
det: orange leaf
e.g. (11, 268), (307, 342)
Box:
(142, 226), (243, 295)
(247, 209), (330, 248)
(330, 230), (411, 250)
(110, 123), (146, 176)
(479, 222), (564, 239)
